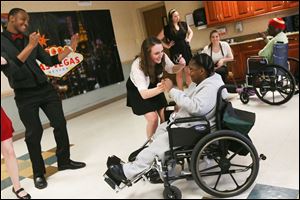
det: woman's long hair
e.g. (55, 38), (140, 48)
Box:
(138, 37), (165, 84)
(168, 9), (186, 35)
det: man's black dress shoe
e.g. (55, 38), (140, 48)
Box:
(34, 175), (47, 189)
(58, 160), (86, 171)
(109, 164), (127, 182)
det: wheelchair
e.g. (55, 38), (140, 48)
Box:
(103, 85), (266, 199)
(238, 43), (298, 105)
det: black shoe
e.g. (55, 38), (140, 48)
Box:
(33, 175), (47, 189)
(128, 145), (148, 162)
(148, 169), (163, 184)
(58, 160), (86, 171)
(109, 164), (127, 182)
(12, 188), (31, 199)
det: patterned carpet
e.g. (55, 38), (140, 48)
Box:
(1, 144), (73, 190)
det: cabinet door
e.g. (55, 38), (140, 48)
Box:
(235, 1), (253, 19)
(219, 1), (236, 22)
(288, 34), (299, 75)
(286, 1), (299, 8)
(228, 45), (244, 82)
(204, 1), (222, 25)
(252, 1), (269, 15)
(267, 1), (286, 11)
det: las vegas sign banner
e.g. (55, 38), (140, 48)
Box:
(36, 46), (84, 78)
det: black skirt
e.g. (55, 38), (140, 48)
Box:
(126, 78), (167, 116)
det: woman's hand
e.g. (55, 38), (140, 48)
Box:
(156, 82), (165, 93)
(177, 54), (186, 66)
(162, 78), (174, 92)
(185, 38), (191, 43)
(167, 41), (175, 49)
(216, 59), (224, 68)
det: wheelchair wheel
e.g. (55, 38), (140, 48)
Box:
(190, 130), (259, 198)
(253, 64), (295, 105)
(240, 92), (249, 104)
(163, 186), (182, 199)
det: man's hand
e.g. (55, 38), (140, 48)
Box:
(163, 78), (174, 92)
(258, 31), (267, 40)
(70, 33), (79, 51)
(28, 32), (41, 48)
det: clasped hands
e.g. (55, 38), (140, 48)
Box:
(156, 78), (174, 93)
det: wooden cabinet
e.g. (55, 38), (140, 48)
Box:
(267, 1), (299, 11)
(252, 1), (269, 15)
(235, 1), (253, 19)
(204, 1), (298, 26)
(228, 45), (244, 82)
(287, 34), (299, 75)
(286, 1), (299, 8)
(267, 1), (286, 11)
(204, 1), (221, 25)
(219, 1), (236, 22)
(204, 1), (235, 25)
(235, 1), (269, 20)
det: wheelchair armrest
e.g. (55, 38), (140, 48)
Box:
(167, 116), (209, 130)
(288, 57), (299, 63)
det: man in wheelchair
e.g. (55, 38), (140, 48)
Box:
(258, 17), (288, 64)
(239, 17), (297, 105)
(105, 53), (228, 187)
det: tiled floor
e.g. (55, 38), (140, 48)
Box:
(1, 93), (299, 199)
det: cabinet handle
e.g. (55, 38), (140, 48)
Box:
(248, 45), (253, 48)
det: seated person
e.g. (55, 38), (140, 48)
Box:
(108, 53), (228, 182)
(258, 17), (288, 64)
(202, 30), (234, 83)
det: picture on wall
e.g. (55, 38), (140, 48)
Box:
(1, 10), (124, 99)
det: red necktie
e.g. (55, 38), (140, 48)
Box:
(11, 33), (24, 41)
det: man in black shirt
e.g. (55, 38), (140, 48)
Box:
(1, 8), (86, 189)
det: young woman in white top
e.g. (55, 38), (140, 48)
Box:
(126, 37), (185, 139)
(202, 30), (234, 83)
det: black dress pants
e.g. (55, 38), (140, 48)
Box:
(14, 83), (70, 176)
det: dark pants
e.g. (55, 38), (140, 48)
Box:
(14, 83), (70, 176)
(215, 66), (228, 83)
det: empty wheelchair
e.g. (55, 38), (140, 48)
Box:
(238, 43), (298, 105)
(103, 85), (266, 199)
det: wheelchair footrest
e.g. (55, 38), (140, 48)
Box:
(103, 169), (133, 192)
(103, 169), (122, 191)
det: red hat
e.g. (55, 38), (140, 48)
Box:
(268, 18), (286, 30)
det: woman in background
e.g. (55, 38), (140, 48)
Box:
(157, 8), (193, 90)
(202, 30), (234, 83)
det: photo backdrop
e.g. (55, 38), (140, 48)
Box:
(1, 10), (124, 99)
